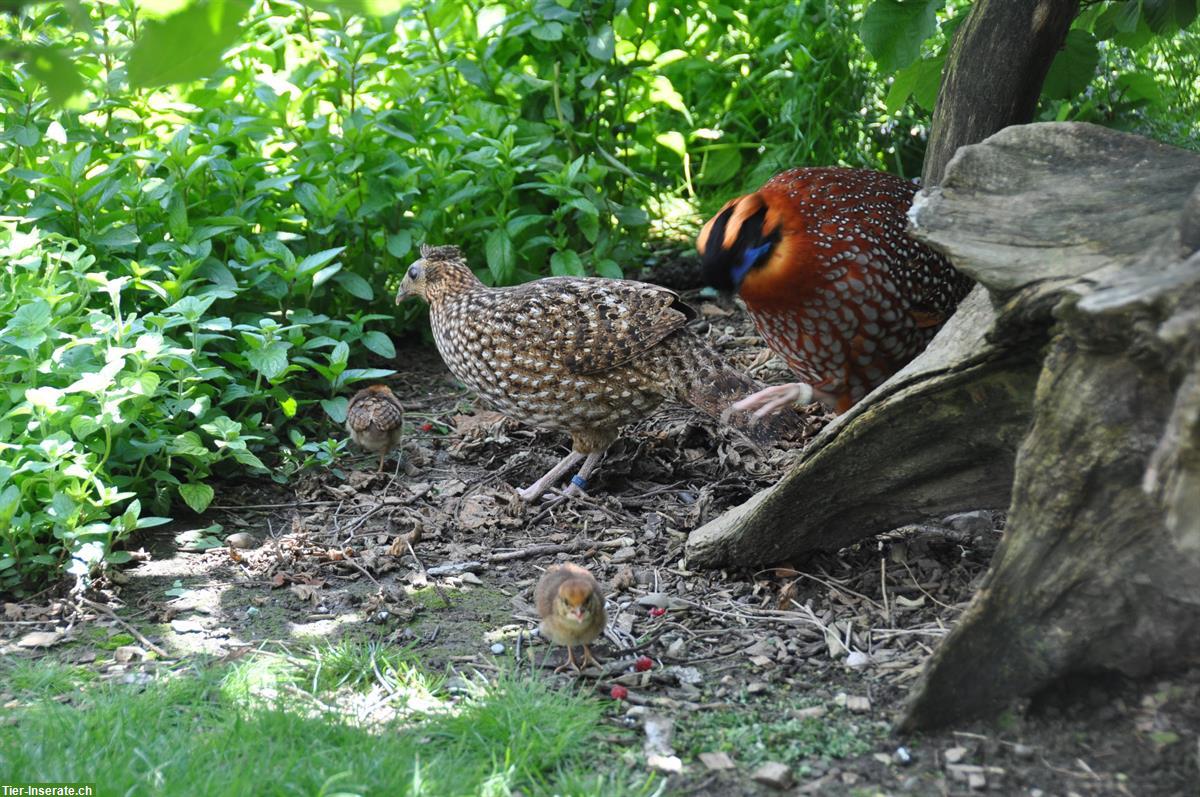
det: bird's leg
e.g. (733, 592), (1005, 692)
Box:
(553, 645), (580, 674)
(519, 451), (585, 502)
(579, 643), (601, 670)
(561, 451), (605, 497)
(377, 450), (387, 472)
(728, 382), (817, 419)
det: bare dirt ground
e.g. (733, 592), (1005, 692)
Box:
(3, 287), (1199, 796)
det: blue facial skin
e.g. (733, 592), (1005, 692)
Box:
(731, 241), (773, 288)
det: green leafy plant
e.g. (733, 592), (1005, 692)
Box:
(860, 0), (1199, 149)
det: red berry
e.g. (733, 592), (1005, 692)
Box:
(420, 423), (433, 432)
(634, 656), (653, 672)
(649, 607), (666, 618)
(609, 685), (628, 700)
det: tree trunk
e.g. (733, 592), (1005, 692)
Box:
(921, 0), (1080, 186)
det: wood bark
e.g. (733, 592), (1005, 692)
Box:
(922, 0), (1080, 186)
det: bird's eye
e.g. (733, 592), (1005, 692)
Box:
(409, 263), (424, 280)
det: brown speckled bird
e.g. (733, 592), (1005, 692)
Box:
(396, 244), (800, 501)
(699, 167), (972, 414)
(345, 384), (404, 471)
(535, 563), (606, 673)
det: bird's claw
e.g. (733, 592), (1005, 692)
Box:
(730, 383), (815, 419)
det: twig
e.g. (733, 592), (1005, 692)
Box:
(76, 598), (171, 659)
(488, 538), (627, 563)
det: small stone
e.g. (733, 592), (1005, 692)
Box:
(845, 650), (871, 669)
(245, 606), (260, 617)
(170, 619), (205, 634)
(944, 746), (968, 764)
(747, 681), (770, 694)
(968, 772), (987, 790)
(647, 754), (683, 774)
(794, 706), (827, 719)
(460, 572), (483, 586)
(845, 695), (871, 713)
(225, 532), (258, 549)
(841, 772), (859, 785)
(751, 762), (795, 791)
(113, 645), (146, 663)
(894, 746), (913, 765)
(943, 510), (993, 535)
(1009, 743), (1034, 758)
(699, 751), (736, 771)
(666, 638), (686, 658)
(490, 642), (505, 655)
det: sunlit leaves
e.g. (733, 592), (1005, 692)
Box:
(860, 0), (942, 72)
(14, 45), (84, 106)
(128, 0), (252, 87)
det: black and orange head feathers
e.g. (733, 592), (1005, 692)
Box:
(698, 192), (779, 292)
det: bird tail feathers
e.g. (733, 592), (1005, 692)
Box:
(670, 339), (806, 446)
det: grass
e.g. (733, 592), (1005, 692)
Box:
(675, 695), (884, 774)
(0, 645), (659, 797)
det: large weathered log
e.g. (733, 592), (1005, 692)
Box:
(902, 251), (1200, 728)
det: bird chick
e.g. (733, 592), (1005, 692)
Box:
(345, 384), (404, 471)
(699, 167), (972, 415)
(396, 244), (802, 501)
(535, 563), (606, 673)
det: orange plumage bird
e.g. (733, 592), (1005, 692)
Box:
(698, 167), (972, 415)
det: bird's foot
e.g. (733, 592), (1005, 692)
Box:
(553, 648), (581, 674)
(728, 382), (814, 419)
(579, 645), (601, 670)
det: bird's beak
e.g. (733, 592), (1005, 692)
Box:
(395, 259), (422, 304)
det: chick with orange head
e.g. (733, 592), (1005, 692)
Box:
(535, 563), (606, 673)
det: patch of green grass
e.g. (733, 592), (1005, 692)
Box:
(0, 657), (656, 796)
(0, 658), (97, 702)
(96, 632), (136, 650)
(677, 698), (882, 771)
(290, 640), (441, 698)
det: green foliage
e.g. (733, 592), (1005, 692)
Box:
(0, 1), (925, 591)
(862, 0), (1200, 150)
